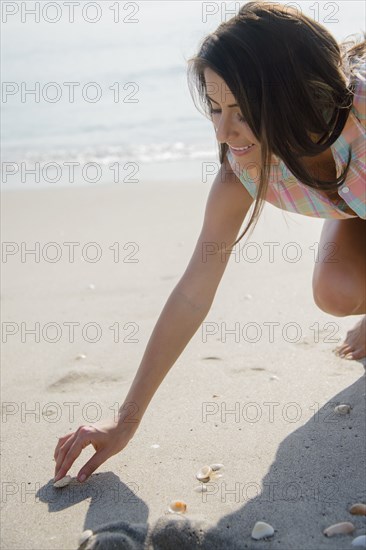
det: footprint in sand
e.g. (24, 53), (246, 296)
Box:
(250, 367), (266, 371)
(47, 371), (124, 392)
(229, 367), (267, 375)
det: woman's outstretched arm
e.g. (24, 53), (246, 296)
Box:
(53, 157), (254, 483)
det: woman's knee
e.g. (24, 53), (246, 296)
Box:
(312, 269), (363, 316)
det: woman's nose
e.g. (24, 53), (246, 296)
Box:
(215, 115), (237, 144)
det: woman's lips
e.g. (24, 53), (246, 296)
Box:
(229, 144), (255, 156)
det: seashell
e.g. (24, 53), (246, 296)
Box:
(151, 444), (160, 449)
(323, 522), (355, 537)
(209, 463), (224, 472)
(352, 535), (366, 548)
(269, 375), (279, 381)
(350, 503), (366, 516)
(244, 294), (252, 300)
(196, 465), (212, 483)
(78, 529), (93, 546)
(334, 404), (351, 415)
(251, 521), (274, 540)
(53, 475), (72, 488)
(75, 354), (86, 360)
(168, 500), (187, 514)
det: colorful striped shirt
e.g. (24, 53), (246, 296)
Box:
(226, 61), (366, 220)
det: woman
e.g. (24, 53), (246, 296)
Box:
(54, 1), (365, 484)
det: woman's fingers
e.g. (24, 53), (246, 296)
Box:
(77, 449), (110, 482)
(54, 434), (79, 480)
(53, 422), (133, 483)
(54, 432), (74, 462)
(54, 426), (93, 481)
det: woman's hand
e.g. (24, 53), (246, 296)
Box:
(53, 421), (137, 483)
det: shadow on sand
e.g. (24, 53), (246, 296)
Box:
(39, 370), (366, 550)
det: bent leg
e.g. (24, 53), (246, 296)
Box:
(312, 217), (366, 359)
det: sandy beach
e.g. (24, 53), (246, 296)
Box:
(1, 180), (365, 549)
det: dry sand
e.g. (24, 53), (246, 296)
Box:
(1, 181), (365, 549)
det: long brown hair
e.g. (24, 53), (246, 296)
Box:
(187, 1), (366, 246)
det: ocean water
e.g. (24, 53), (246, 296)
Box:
(1, 1), (365, 189)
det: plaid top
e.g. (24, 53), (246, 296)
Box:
(227, 61), (366, 219)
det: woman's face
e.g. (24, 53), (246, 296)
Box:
(203, 67), (261, 168)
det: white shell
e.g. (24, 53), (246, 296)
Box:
(53, 475), (72, 488)
(323, 522), (355, 537)
(352, 535), (366, 548)
(168, 500), (187, 514)
(75, 354), (86, 360)
(209, 463), (224, 472)
(196, 465), (212, 482)
(251, 521), (274, 540)
(151, 444), (160, 449)
(78, 529), (93, 546)
(334, 404), (351, 414)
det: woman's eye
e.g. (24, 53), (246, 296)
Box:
(209, 107), (245, 123)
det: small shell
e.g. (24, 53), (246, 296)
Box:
(168, 500), (187, 514)
(323, 522), (355, 537)
(350, 503), (366, 516)
(78, 529), (93, 546)
(196, 465), (212, 483)
(209, 463), (224, 472)
(75, 353), (86, 360)
(352, 535), (366, 548)
(251, 521), (274, 540)
(151, 444), (160, 449)
(334, 404), (351, 415)
(53, 475), (72, 488)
